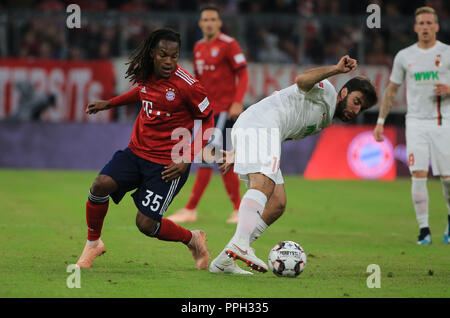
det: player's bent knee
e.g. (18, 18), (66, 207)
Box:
(91, 174), (117, 197)
(248, 173), (275, 199)
(136, 212), (160, 237)
(277, 201), (287, 215)
(411, 170), (428, 179)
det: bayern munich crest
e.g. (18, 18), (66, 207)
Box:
(347, 131), (394, 179)
(165, 88), (176, 101)
(211, 47), (219, 57)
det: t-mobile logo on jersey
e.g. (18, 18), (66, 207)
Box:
(142, 100), (153, 117)
(142, 100), (171, 118)
(195, 60), (216, 75)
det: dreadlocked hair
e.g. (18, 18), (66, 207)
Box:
(125, 28), (181, 85)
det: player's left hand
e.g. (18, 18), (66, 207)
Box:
(336, 55), (357, 74)
(434, 83), (450, 96)
(161, 162), (190, 182)
(228, 102), (243, 120)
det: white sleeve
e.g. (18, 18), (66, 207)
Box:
(304, 80), (336, 106)
(390, 51), (405, 85)
(304, 81), (326, 100)
(446, 47), (450, 72)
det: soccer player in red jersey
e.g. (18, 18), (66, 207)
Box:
(75, 29), (214, 270)
(168, 4), (249, 224)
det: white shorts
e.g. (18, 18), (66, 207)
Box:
(231, 112), (284, 187)
(406, 118), (450, 176)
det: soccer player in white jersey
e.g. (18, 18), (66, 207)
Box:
(373, 6), (450, 245)
(209, 55), (378, 274)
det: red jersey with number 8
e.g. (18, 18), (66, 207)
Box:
(193, 33), (247, 114)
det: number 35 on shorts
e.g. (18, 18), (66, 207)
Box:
(142, 190), (164, 212)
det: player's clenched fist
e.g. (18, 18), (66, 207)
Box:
(336, 55), (357, 74)
(86, 100), (111, 115)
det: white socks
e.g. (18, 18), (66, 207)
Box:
(231, 189), (267, 244)
(250, 216), (268, 245)
(441, 178), (450, 234)
(215, 190), (269, 262)
(441, 178), (450, 215)
(411, 177), (429, 229)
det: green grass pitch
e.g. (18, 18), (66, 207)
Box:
(0, 169), (449, 298)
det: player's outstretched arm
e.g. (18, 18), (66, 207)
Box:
(373, 81), (400, 142)
(295, 55), (357, 93)
(86, 86), (141, 115)
(85, 100), (111, 115)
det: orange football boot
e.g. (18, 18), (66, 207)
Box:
(76, 239), (106, 268)
(187, 230), (210, 270)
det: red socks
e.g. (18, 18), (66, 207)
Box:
(186, 167), (241, 210)
(86, 199), (109, 241)
(156, 218), (192, 244)
(86, 194), (192, 244)
(221, 169), (241, 210)
(186, 167), (213, 209)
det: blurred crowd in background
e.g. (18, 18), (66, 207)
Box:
(1, 0), (450, 66)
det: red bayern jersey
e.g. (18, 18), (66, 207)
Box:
(109, 65), (213, 165)
(193, 32), (248, 114)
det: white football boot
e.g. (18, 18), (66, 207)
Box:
(225, 236), (268, 273)
(209, 250), (253, 275)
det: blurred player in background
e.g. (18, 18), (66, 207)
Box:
(76, 29), (213, 269)
(373, 6), (450, 245)
(168, 4), (249, 224)
(210, 56), (378, 274)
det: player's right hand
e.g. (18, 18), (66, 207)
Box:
(373, 124), (384, 142)
(218, 149), (235, 175)
(86, 100), (110, 115)
(336, 55), (357, 74)
(434, 83), (450, 96)
(161, 161), (190, 182)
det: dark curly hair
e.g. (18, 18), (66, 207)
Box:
(125, 28), (181, 84)
(341, 76), (378, 110)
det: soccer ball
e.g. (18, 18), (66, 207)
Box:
(268, 241), (307, 278)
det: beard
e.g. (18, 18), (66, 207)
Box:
(335, 96), (350, 122)
(334, 96), (357, 122)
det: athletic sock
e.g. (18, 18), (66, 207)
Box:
(185, 167), (213, 210)
(418, 227), (431, 240)
(249, 214), (268, 245)
(221, 169), (241, 211)
(231, 189), (268, 244)
(440, 178), (450, 234)
(446, 217), (449, 236)
(156, 218), (193, 244)
(411, 177), (429, 229)
(86, 191), (110, 242)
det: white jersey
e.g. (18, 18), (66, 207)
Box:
(390, 41), (450, 123)
(241, 80), (337, 142)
